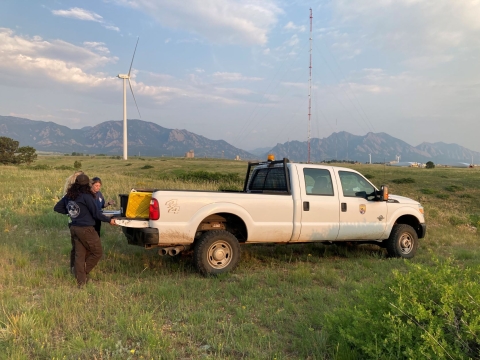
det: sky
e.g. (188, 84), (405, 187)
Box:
(0, 0), (479, 152)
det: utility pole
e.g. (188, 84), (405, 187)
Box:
(307, 8), (313, 163)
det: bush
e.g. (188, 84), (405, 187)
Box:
(420, 188), (436, 195)
(426, 161), (435, 169)
(445, 185), (464, 192)
(140, 164), (154, 169)
(176, 170), (241, 183)
(54, 165), (74, 170)
(436, 193), (450, 199)
(73, 160), (82, 169)
(24, 164), (51, 170)
(392, 177), (416, 184)
(469, 214), (480, 228)
(326, 258), (480, 359)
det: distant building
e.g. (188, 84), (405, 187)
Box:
(185, 150), (194, 158)
(235, 155), (241, 161)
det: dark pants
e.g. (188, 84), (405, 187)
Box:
(68, 223), (75, 269)
(94, 220), (101, 237)
(70, 226), (103, 286)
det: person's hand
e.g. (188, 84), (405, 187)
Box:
(107, 200), (116, 206)
(109, 218), (116, 225)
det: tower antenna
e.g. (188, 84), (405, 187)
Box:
(307, 8), (313, 163)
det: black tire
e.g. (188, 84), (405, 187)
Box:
(386, 224), (418, 258)
(194, 230), (241, 275)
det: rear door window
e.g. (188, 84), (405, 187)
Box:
(303, 168), (334, 196)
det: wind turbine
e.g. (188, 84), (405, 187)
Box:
(117, 37), (141, 160)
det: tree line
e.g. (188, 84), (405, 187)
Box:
(0, 137), (37, 165)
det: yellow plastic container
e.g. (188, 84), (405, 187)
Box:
(126, 191), (152, 218)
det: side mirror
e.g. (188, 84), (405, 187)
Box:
(380, 185), (389, 201)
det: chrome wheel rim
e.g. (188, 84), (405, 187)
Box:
(399, 232), (414, 254)
(207, 240), (233, 269)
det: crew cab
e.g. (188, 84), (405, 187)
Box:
(115, 158), (426, 275)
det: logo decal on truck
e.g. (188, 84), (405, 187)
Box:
(165, 199), (180, 214)
(359, 204), (366, 214)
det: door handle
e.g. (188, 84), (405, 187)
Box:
(303, 201), (309, 211)
(341, 203), (347, 212)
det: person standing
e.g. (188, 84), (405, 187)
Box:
(90, 177), (116, 237)
(63, 171), (84, 274)
(54, 174), (115, 286)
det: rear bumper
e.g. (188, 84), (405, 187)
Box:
(121, 227), (159, 246)
(418, 223), (426, 239)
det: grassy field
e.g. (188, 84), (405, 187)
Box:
(0, 156), (479, 359)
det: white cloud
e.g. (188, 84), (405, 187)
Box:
(332, 0), (480, 67)
(52, 7), (103, 22)
(0, 28), (265, 110)
(212, 72), (263, 81)
(284, 21), (306, 32)
(52, 7), (120, 32)
(110, 0), (283, 45)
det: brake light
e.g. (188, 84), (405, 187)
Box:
(149, 198), (160, 220)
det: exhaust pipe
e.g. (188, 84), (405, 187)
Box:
(168, 246), (186, 256)
(159, 248), (170, 256)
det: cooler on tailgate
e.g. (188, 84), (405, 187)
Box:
(126, 190), (152, 218)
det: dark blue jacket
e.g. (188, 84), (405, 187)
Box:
(54, 193), (111, 227)
(95, 190), (106, 210)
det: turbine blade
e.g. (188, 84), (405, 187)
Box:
(128, 78), (141, 119)
(128, 37), (139, 77)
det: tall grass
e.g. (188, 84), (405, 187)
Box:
(0, 157), (479, 359)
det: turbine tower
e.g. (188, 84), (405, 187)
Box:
(117, 38), (141, 160)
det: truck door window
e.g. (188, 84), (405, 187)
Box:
(303, 168), (334, 196)
(338, 171), (375, 197)
(250, 168), (287, 191)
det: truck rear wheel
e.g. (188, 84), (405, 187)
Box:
(386, 224), (418, 259)
(194, 230), (241, 275)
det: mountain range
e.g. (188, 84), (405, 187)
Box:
(0, 115), (477, 164)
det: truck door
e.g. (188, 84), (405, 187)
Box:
(335, 170), (387, 240)
(296, 167), (340, 241)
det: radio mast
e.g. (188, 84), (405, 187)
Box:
(307, 8), (313, 163)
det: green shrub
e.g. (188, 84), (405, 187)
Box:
(140, 164), (154, 169)
(448, 216), (466, 226)
(436, 193), (450, 199)
(25, 164), (51, 170)
(364, 174), (374, 179)
(125, 163), (132, 166)
(326, 258), (480, 359)
(445, 185), (464, 192)
(176, 170), (241, 184)
(420, 188), (436, 195)
(54, 165), (74, 170)
(392, 177), (415, 184)
(469, 214), (480, 228)
(73, 160), (82, 169)
(459, 194), (473, 199)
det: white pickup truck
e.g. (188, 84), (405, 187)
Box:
(115, 158), (426, 275)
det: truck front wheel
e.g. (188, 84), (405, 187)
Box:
(385, 224), (418, 259)
(194, 230), (241, 275)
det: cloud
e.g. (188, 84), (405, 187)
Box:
(52, 7), (103, 22)
(0, 28), (265, 109)
(331, 0), (480, 67)
(110, 0), (283, 45)
(212, 72), (263, 82)
(52, 7), (120, 32)
(284, 21), (306, 32)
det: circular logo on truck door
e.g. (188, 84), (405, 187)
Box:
(359, 204), (366, 214)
